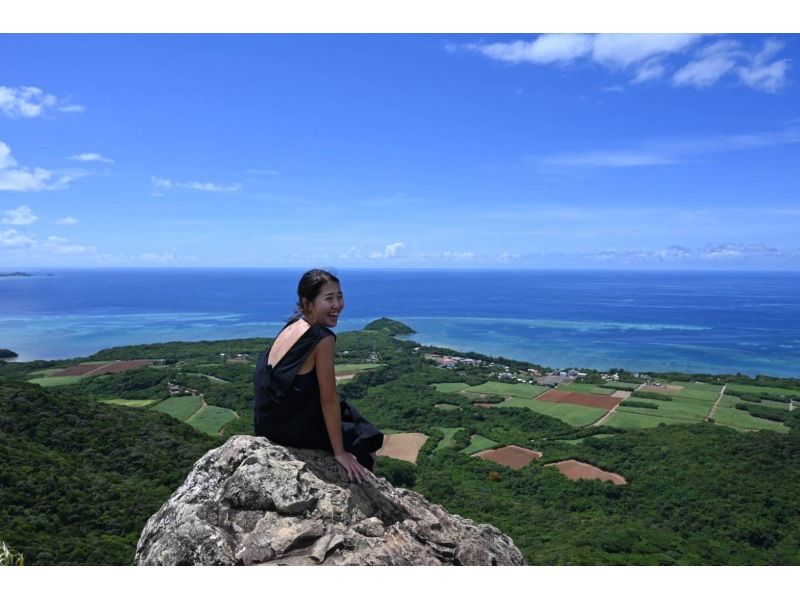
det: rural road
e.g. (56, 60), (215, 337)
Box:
(591, 383), (645, 427)
(705, 384), (728, 421)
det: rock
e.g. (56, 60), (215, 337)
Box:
(135, 435), (526, 566)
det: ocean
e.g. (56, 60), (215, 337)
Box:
(2, 268), (800, 377)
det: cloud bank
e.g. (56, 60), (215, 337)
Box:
(456, 35), (790, 93)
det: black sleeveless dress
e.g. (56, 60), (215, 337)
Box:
(253, 319), (384, 470)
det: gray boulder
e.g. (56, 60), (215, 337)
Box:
(134, 435), (526, 566)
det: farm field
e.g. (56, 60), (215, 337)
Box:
(151, 396), (204, 421)
(29, 375), (83, 387)
(600, 382), (640, 390)
(670, 382), (723, 402)
(713, 405), (789, 433)
(545, 460), (627, 485)
(461, 381), (548, 399)
(335, 363), (386, 373)
(187, 405), (238, 436)
(538, 389), (622, 410)
(726, 383), (800, 398)
(556, 433), (617, 445)
(474, 445), (542, 470)
(563, 383), (617, 395)
(603, 410), (696, 429)
(460, 434), (498, 455)
(434, 427), (465, 451)
(496, 397), (607, 427)
(377, 432), (429, 463)
(617, 396), (712, 421)
(101, 399), (161, 408)
(433, 382), (470, 393)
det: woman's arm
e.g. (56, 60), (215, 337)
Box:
(315, 336), (367, 482)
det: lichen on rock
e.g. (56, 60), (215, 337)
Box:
(135, 435), (526, 566)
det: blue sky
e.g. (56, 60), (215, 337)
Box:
(1, 33), (798, 269)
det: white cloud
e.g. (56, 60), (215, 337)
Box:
(0, 86), (83, 118)
(461, 34), (790, 93)
(246, 169), (279, 176)
(539, 127), (800, 168)
(0, 228), (35, 247)
(3, 204), (38, 225)
(384, 242), (405, 258)
(40, 235), (95, 254)
(542, 150), (675, 168)
(591, 34), (700, 68)
(632, 61), (667, 84)
(468, 34), (593, 65)
(69, 153), (114, 163)
(586, 244), (788, 263)
(151, 176), (241, 192)
(56, 216), (79, 225)
(673, 55), (737, 88)
(674, 38), (789, 92)
(462, 34), (698, 68)
(0, 141), (73, 191)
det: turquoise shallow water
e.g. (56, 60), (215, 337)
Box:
(2, 268), (799, 377)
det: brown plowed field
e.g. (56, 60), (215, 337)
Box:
(545, 459), (627, 485)
(376, 433), (429, 464)
(474, 445), (542, 470)
(52, 360), (154, 377)
(473, 402), (498, 408)
(52, 364), (103, 376)
(537, 389), (621, 410)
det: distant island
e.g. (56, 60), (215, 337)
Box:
(363, 317), (416, 335)
(0, 272), (33, 277)
(0, 349), (18, 359)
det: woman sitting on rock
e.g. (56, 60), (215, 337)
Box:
(253, 268), (383, 483)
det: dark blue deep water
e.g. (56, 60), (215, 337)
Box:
(2, 269), (800, 377)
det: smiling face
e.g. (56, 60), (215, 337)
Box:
(303, 280), (344, 328)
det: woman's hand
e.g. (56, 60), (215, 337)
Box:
(334, 451), (369, 483)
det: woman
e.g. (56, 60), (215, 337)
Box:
(253, 269), (383, 483)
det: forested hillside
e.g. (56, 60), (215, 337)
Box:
(2, 319), (800, 565)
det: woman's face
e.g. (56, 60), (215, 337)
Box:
(305, 280), (344, 328)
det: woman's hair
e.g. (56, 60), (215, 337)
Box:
(293, 268), (340, 319)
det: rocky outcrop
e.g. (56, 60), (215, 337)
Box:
(135, 435), (526, 566)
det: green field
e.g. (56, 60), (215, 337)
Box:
(726, 383), (800, 398)
(618, 396), (712, 421)
(671, 382), (723, 402)
(600, 382), (640, 390)
(603, 411), (696, 429)
(187, 405), (238, 436)
(434, 427), (465, 451)
(460, 434), (498, 455)
(433, 382), (470, 393)
(28, 376), (83, 387)
(563, 383), (617, 395)
(26, 367), (64, 378)
(150, 396), (203, 421)
(495, 397), (607, 427)
(556, 433), (617, 445)
(101, 399), (161, 408)
(434, 403), (460, 411)
(335, 363), (386, 372)
(713, 407), (789, 433)
(461, 381), (548, 400)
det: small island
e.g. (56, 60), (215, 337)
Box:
(363, 317), (416, 335)
(0, 272), (33, 277)
(0, 349), (19, 359)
